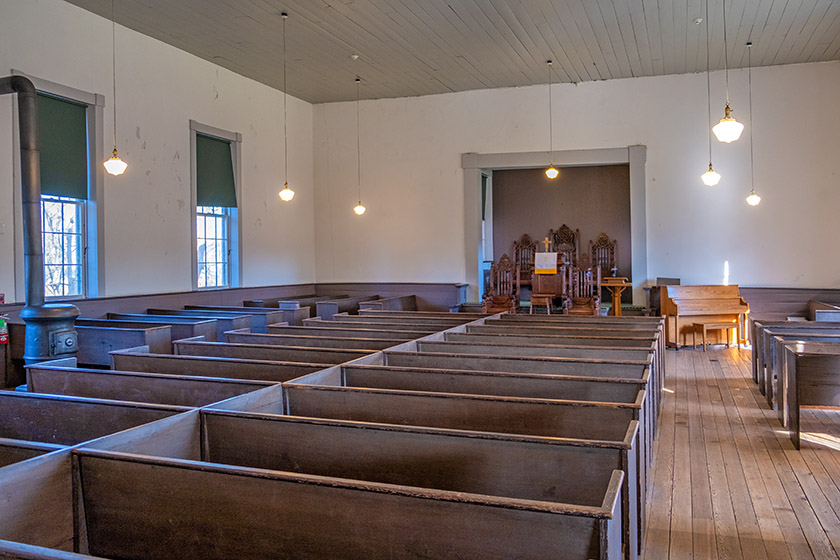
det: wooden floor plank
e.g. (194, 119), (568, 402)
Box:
(642, 344), (840, 559)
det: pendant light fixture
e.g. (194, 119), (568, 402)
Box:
(701, 0), (721, 186)
(278, 12), (295, 202)
(103, 0), (128, 176)
(745, 42), (761, 206)
(712, 0), (744, 143)
(544, 60), (559, 180)
(353, 77), (366, 216)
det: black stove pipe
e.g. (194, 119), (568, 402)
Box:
(0, 75), (79, 364)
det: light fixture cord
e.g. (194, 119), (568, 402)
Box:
(111, 0), (117, 150)
(283, 14), (288, 185)
(705, 0), (713, 165)
(548, 60), (553, 165)
(356, 77), (361, 202)
(722, 0), (730, 106)
(748, 42), (755, 193)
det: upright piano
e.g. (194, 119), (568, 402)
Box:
(661, 285), (750, 348)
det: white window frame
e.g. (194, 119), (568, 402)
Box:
(41, 194), (86, 298)
(189, 120), (242, 290)
(11, 71), (105, 301)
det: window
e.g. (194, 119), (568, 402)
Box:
(36, 90), (96, 298)
(190, 121), (241, 290)
(196, 206), (230, 288)
(42, 195), (85, 297)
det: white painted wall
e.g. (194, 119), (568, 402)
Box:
(0, 0), (315, 302)
(314, 60), (840, 290)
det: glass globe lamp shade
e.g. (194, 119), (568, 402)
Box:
(712, 105), (744, 143)
(745, 191), (761, 206)
(545, 165), (559, 179)
(701, 164), (721, 186)
(353, 202), (366, 215)
(279, 183), (295, 202)
(103, 149), (128, 176)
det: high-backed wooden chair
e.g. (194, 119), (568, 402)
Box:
(513, 234), (537, 290)
(590, 233), (618, 277)
(550, 224), (580, 267)
(566, 254), (601, 316)
(482, 253), (519, 314)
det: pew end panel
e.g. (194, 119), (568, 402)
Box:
(80, 410), (200, 462)
(206, 384), (286, 415)
(0, 453), (74, 552)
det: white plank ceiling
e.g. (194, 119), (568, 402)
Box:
(63, 0), (840, 103)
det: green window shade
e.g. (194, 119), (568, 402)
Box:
(38, 93), (88, 200)
(196, 133), (237, 208)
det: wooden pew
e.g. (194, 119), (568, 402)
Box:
(750, 319), (840, 385)
(329, 314), (470, 327)
(358, 294), (418, 311)
(224, 329), (407, 351)
(0, 392), (186, 446)
(85, 409), (638, 559)
(315, 295), (380, 320)
(358, 309), (489, 320)
(184, 305), (288, 332)
(301, 318), (440, 333)
(71, 447), (624, 559)
(26, 359), (274, 407)
(765, 331), (840, 408)
(106, 313), (217, 342)
(6, 322), (172, 373)
(782, 341), (840, 449)
(172, 338), (373, 364)
(267, 324), (433, 340)
(448, 331), (657, 348)
(808, 300), (840, 321)
(75, 319), (172, 353)
(416, 340), (654, 361)
(0, 438), (64, 469)
(660, 285), (749, 348)
(110, 347), (329, 383)
(144, 308), (252, 340)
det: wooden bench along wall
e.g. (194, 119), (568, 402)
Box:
(758, 327), (840, 403)
(782, 341), (840, 450)
(109, 347), (329, 382)
(26, 359), (275, 407)
(660, 285), (749, 348)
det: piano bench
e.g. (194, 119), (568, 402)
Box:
(692, 321), (739, 352)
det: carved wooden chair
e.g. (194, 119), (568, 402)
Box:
(590, 233), (618, 277)
(513, 234), (537, 290)
(550, 224), (580, 267)
(566, 254), (601, 316)
(482, 253), (519, 314)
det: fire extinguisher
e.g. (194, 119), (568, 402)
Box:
(0, 315), (8, 345)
